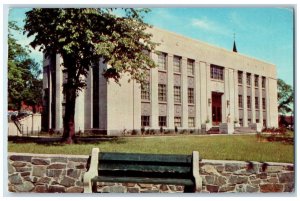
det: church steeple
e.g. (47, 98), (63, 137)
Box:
(233, 33), (237, 53)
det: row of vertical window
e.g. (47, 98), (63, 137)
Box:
(238, 71), (266, 88)
(157, 52), (195, 75)
(141, 116), (195, 128)
(239, 119), (266, 127)
(238, 95), (266, 110)
(142, 84), (194, 104)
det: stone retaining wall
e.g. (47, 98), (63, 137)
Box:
(7, 153), (294, 193)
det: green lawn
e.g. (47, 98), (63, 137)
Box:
(8, 135), (294, 163)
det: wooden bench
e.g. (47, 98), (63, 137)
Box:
(83, 148), (202, 193)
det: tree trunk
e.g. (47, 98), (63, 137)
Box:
(62, 86), (76, 144)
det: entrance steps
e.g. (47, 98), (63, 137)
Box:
(207, 126), (220, 134)
(234, 127), (257, 134)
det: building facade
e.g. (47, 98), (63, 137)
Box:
(42, 27), (278, 135)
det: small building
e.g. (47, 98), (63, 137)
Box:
(42, 27), (278, 135)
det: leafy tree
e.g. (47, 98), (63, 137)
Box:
(277, 79), (293, 114)
(8, 21), (42, 111)
(24, 8), (157, 143)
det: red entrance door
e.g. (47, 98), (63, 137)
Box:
(212, 92), (222, 125)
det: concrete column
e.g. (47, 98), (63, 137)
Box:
(233, 70), (239, 124)
(75, 79), (85, 132)
(55, 54), (63, 131)
(48, 61), (52, 129)
(223, 68), (230, 123)
(206, 63), (212, 124)
(266, 78), (271, 127)
(84, 66), (93, 129)
(251, 74), (256, 123)
(181, 57), (188, 128)
(133, 80), (141, 130)
(150, 53), (159, 129)
(242, 72), (248, 127)
(266, 78), (278, 128)
(258, 76), (263, 123)
(194, 61), (201, 128)
(167, 54), (174, 129)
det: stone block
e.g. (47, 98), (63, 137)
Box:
(215, 176), (227, 186)
(10, 155), (32, 162)
(278, 172), (294, 183)
(33, 185), (48, 193)
(127, 187), (140, 193)
(47, 169), (62, 178)
(12, 161), (27, 167)
(228, 175), (248, 184)
(267, 177), (279, 183)
(9, 174), (22, 185)
(159, 184), (169, 191)
(8, 163), (15, 174)
(51, 157), (68, 163)
(139, 183), (153, 188)
(60, 176), (75, 187)
(257, 172), (267, 179)
(225, 164), (240, 172)
(201, 164), (220, 176)
(265, 166), (283, 173)
(67, 161), (77, 169)
(246, 185), (259, 192)
(75, 163), (85, 169)
(67, 169), (81, 179)
(235, 184), (246, 192)
(47, 163), (66, 169)
(102, 185), (126, 193)
(20, 172), (31, 177)
(204, 175), (215, 185)
(32, 166), (47, 177)
(15, 167), (32, 172)
(124, 183), (136, 187)
(48, 185), (66, 193)
(32, 158), (50, 165)
(219, 185), (236, 192)
(36, 177), (51, 184)
(206, 185), (219, 193)
(284, 183), (294, 192)
(66, 186), (84, 193)
(260, 184), (284, 192)
(15, 181), (35, 192)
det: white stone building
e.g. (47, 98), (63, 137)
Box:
(42, 27), (278, 135)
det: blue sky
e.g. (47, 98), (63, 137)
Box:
(8, 7), (294, 87)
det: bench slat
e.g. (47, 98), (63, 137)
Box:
(99, 163), (191, 174)
(99, 152), (192, 164)
(92, 176), (194, 186)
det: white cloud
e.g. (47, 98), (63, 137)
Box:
(191, 17), (231, 37)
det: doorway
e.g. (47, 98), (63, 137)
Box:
(212, 92), (222, 126)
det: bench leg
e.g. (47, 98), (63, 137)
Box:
(192, 151), (202, 192)
(183, 185), (195, 193)
(83, 148), (99, 193)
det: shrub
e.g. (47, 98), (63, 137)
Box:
(175, 126), (178, 134)
(141, 127), (145, 135)
(160, 127), (163, 134)
(132, 129), (138, 135)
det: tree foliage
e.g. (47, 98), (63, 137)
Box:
(8, 21), (42, 111)
(24, 8), (157, 143)
(277, 79), (293, 114)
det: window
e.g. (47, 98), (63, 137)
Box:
(256, 119), (259, 123)
(159, 116), (167, 127)
(187, 59), (194, 75)
(262, 77), (266, 88)
(255, 97), (259, 109)
(188, 117), (195, 128)
(158, 84), (167, 101)
(263, 119), (266, 127)
(158, 52), (167, 71)
(247, 96), (251, 109)
(248, 118), (252, 124)
(254, 75), (259, 87)
(210, 64), (224, 80)
(246, 73), (251, 86)
(173, 56), (181, 73)
(238, 71), (243, 84)
(141, 116), (150, 127)
(239, 119), (243, 126)
(188, 88), (194, 104)
(174, 86), (181, 103)
(141, 83), (150, 100)
(174, 117), (181, 127)
(262, 98), (266, 110)
(238, 95), (243, 108)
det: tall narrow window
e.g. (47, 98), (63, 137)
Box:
(262, 76), (266, 88)
(188, 88), (194, 104)
(255, 97), (259, 109)
(188, 117), (195, 128)
(238, 71), (243, 84)
(174, 117), (182, 127)
(210, 64), (224, 80)
(187, 59), (194, 75)
(238, 95), (243, 108)
(254, 75), (259, 87)
(141, 116), (150, 127)
(158, 84), (167, 102)
(246, 73), (251, 86)
(173, 56), (181, 73)
(159, 116), (167, 127)
(141, 83), (150, 100)
(174, 86), (181, 103)
(158, 52), (167, 71)
(262, 98), (266, 110)
(247, 96), (251, 109)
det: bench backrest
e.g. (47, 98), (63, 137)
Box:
(98, 152), (193, 179)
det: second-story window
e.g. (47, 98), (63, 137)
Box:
(158, 84), (167, 102)
(247, 73), (251, 86)
(141, 83), (150, 100)
(188, 88), (194, 104)
(158, 52), (167, 71)
(238, 95), (243, 108)
(174, 86), (181, 103)
(238, 71), (243, 84)
(255, 97), (259, 109)
(255, 75), (259, 87)
(210, 64), (224, 80)
(173, 56), (181, 73)
(187, 59), (194, 75)
(262, 76), (266, 88)
(247, 96), (251, 109)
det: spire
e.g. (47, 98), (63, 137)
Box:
(233, 33), (238, 53)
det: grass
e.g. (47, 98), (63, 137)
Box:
(8, 135), (294, 163)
